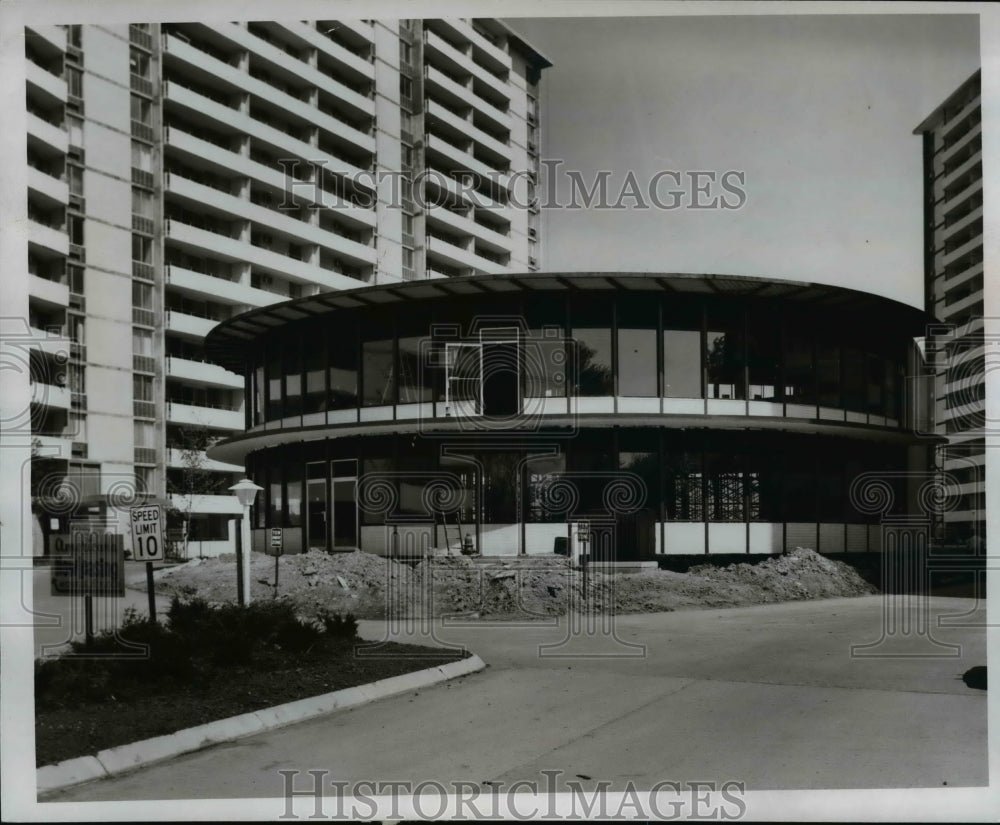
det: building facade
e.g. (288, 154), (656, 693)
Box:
(914, 70), (986, 545)
(206, 272), (931, 559)
(22, 19), (549, 555)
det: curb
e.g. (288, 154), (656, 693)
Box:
(37, 653), (486, 796)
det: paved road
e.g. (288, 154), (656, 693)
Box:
(38, 594), (986, 805)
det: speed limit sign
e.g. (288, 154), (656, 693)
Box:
(130, 504), (164, 561)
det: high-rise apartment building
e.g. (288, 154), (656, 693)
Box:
(22, 19), (549, 555)
(914, 69), (985, 546)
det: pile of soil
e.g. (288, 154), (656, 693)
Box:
(141, 546), (875, 621)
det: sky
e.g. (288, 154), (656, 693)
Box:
(507, 13), (980, 308)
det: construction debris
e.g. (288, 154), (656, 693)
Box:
(140, 547), (876, 622)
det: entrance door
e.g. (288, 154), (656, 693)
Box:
(331, 459), (358, 550)
(306, 462), (327, 551)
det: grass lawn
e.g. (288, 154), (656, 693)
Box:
(35, 598), (466, 767)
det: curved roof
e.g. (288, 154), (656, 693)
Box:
(205, 271), (929, 372)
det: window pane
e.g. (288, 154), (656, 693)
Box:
(817, 334), (841, 408)
(706, 305), (745, 400)
(842, 347), (866, 413)
(663, 329), (701, 398)
(253, 364), (264, 425)
(361, 316), (395, 406)
(269, 468), (283, 527)
(266, 344), (282, 420)
(784, 319), (814, 404)
(283, 332), (302, 417)
(480, 451), (521, 524)
(398, 311), (433, 403)
(866, 354), (884, 416)
(705, 450), (744, 521)
(525, 298), (566, 399)
(571, 302), (612, 396)
(617, 298), (657, 397)
(526, 452), (566, 523)
(746, 308), (781, 401)
(663, 448), (703, 521)
(286, 477), (303, 527)
(328, 318), (358, 410)
(303, 323), (326, 414)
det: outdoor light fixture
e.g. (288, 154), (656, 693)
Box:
(228, 478), (263, 606)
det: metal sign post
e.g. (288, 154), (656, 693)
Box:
(130, 504), (164, 622)
(270, 528), (283, 598)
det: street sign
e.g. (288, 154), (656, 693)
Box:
(130, 504), (163, 561)
(50, 532), (125, 597)
(270, 527), (283, 551)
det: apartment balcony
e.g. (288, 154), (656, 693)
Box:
(937, 205), (983, 246)
(165, 173), (377, 266)
(432, 19), (511, 72)
(166, 355), (243, 390)
(165, 309), (221, 340)
(425, 99), (511, 165)
(424, 29), (511, 106)
(163, 34), (375, 151)
(26, 60), (68, 107)
(27, 326), (69, 358)
(934, 123), (982, 175)
(938, 235), (982, 270)
(27, 166), (69, 208)
(938, 151), (981, 193)
(167, 448), (243, 473)
(425, 134), (510, 189)
(421, 170), (512, 216)
(426, 235), (505, 275)
(939, 96), (981, 145)
(27, 220), (69, 259)
(426, 205), (512, 254)
(166, 264), (284, 310)
(941, 290), (984, 322)
(169, 493), (244, 516)
(28, 274), (69, 309)
(27, 112), (68, 156)
(32, 433), (74, 459)
(31, 381), (71, 410)
(424, 65), (511, 133)
(938, 177), (982, 217)
(167, 401), (244, 431)
(26, 24), (67, 58)
(281, 22), (375, 80)
(222, 24), (374, 113)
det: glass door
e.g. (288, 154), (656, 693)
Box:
(331, 459), (358, 550)
(306, 462), (327, 551)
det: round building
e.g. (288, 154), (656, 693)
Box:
(205, 272), (931, 560)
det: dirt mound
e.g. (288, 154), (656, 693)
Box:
(141, 546), (876, 621)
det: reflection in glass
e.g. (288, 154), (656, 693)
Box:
(304, 324), (326, 414)
(362, 318), (395, 406)
(817, 335), (840, 408)
(663, 329), (701, 398)
(746, 311), (781, 401)
(706, 307), (745, 400)
(266, 345), (282, 420)
(328, 319), (357, 409)
(283, 334), (302, 417)
(571, 303), (613, 396)
(705, 450), (744, 521)
(618, 299), (657, 397)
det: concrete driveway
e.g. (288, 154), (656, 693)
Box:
(37, 594), (986, 805)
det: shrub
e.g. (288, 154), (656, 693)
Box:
(317, 610), (358, 640)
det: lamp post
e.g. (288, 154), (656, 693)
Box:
(228, 478), (263, 606)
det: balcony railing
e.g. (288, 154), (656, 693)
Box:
(130, 74), (153, 96)
(130, 25), (153, 50)
(131, 120), (154, 142)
